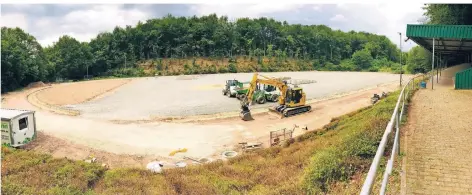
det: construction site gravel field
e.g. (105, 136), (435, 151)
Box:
(70, 71), (404, 120)
(2, 71), (408, 167)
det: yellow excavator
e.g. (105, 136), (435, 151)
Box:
(240, 73), (312, 121)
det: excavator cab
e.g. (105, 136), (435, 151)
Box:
(285, 88), (304, 105)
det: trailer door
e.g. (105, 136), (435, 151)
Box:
(12, 115), (29, 146)
(1, 120), (12, 146)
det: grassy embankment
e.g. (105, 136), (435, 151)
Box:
(102, 56), (404, 78)
(1, 79), (422, 194)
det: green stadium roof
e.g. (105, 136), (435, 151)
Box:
(406, 24), (472, 61)
(406, 25), (472, 39)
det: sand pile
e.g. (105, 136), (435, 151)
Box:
(27, 81), (46, 89)
(176, 75), (200, 80)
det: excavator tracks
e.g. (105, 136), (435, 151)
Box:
(283, 105), (312, 117)
(268, 105), (312, 118)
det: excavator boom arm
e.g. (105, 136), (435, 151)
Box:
(244, 73), (287, 106)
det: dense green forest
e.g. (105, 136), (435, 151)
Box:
(2, 4), (471, 93)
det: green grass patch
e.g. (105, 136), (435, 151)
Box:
(1, 147), (105, 195)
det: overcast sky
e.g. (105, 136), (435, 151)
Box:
(1, 4), (426, 51)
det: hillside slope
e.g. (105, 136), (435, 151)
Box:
(0, 88), (420, 194)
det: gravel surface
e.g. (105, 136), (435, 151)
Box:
(73, 71), (404, 120)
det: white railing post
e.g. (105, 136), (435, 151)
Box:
(360, 76), (419, 195)
(396, 111), (401, 155)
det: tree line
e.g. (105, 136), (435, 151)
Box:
(4, 4), (467, 92)
(0, 15), (401, 93)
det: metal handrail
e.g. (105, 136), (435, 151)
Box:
(360, 75), (424, 195)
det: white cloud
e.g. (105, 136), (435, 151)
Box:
(189, 4), (304, 19)
(1, 13), (29, 31)
(62, 5), (148, 33)
(27, 5), (150, 46)
(330, 14), (346, 22)
(38, 32), (98, 47)
(2, 4), (426, 51)
(333, 3), (424, 51)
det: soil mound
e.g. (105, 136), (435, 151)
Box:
(27, 81), (46, 89)
(176, 75), (200, 80)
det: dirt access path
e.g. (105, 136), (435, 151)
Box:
(403, 78), (472, 194)
(36, 78), (132, 106)
(198, 82), (402, 143)
(2, 77), (401, 168)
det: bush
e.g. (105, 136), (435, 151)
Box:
(390, 63), (405, 74)
(105, 68), (145, 77)
(368, 65), (380, 72)
(183, 63), (193, 74)
(302, 148), (346, 193)
(258, 63), (269, 72)
(218, 66), (228, 73)
(339, 60), (356, 71)
(372, 58), (390, 68)
(208, 64), (217, 74)
(228, 63), (238, 73)
(312, 59), (321, 70)
(323, 62), (339, 71)
(155, 59), (163, 71)
(351, 49), (373, 70)
(297, 61), (312, 71)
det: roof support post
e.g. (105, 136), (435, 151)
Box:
(439, 55), (442, 77)
(440, 38), (446, 50)
(431, 38), (435, 90)
(458, 39), (464, 51)
(437, 56), (439, 83)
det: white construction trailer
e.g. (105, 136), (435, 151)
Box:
(1, 108), (37, 147)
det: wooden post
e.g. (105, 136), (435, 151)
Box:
(283, 129), (286, 140)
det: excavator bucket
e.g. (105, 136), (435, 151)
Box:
(240, 104), (254, 121)
(240, 110), (254, 121)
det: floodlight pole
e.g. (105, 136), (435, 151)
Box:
(399, 32), (402, 87)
